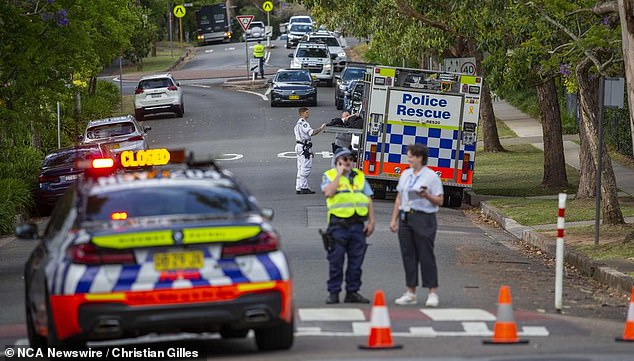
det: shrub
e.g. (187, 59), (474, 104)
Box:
(0, 178), (33, 234)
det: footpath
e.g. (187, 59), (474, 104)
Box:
(473, 100), (634, 295)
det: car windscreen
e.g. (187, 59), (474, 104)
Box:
(249, 22), (264, 29)
(291, 17), (312, 24)
(296, 48), (328, 58)
(85, 185), (252, 221)
(43, 148), (100, 168)
(86, 122), (136, 140)
(290, 24), (312, 33)
(314, 37), (340, 47)
(276, 71), (311, 82)
(343, 68), (366, 81)
(138, 78), (174, 89)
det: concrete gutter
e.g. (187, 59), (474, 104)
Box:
(468, 191), (634, 295)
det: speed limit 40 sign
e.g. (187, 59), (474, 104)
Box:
(443, 57), (477, 75)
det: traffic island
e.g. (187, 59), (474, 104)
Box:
(222, 77), (269, 90)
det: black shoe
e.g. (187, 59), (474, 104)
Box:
(344, 292), (370, 304)
(297, 188), (315, 194)
(326, 293), (339, 304)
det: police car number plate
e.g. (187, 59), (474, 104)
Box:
(289, 95), (300, 100)
(154, 251), (204, 271)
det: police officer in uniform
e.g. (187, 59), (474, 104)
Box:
(295, 107), (326, 194)
(253, 40), (265, 79)
(321, 148), (375, 304)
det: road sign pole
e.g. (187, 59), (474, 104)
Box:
(245, 39), (249, 80)
(179, 18), (183, 45)
(266, 11), (270, 48)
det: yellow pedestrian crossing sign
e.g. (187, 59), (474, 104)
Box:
(262, 1), (273, 12)
(173, 5), (186, 18)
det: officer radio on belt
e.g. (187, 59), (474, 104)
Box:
(320, 147), (375, 304)
(294, 107), (326, 194)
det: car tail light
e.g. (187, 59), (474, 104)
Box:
(135, 88), (144, 94)
(461, 153), (470, 182)
(168, 86), (178, 91)
(111, 211), (128, 220)
(38, 174), (58, 183)
(221, 231), (279, 258)
(91, 158), (114, 169)
(127, 135), (144, 142)
(369, 144), (377, 173)
(67, 243), (135, 265)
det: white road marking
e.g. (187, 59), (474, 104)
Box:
(205, 49), (214, 53)
(520, 326), (550, 336)
(352, 322), (371, 335)
(237, 89), (268, 101)
(422, 308), (496, 321)
(298, 308), (365, 321)
(278, 151), (333, 159)
(265, 51), (271, 65)
(189, 84), (211, 89)
(225, 47), (235, 51)
(214, 153), (243, 161)
(264, 87), (271, 96)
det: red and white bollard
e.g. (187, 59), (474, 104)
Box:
(555, 193), (567, 312)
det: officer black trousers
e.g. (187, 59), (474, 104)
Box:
(326, 223), (367, 293)
(397, 212), (438, 289)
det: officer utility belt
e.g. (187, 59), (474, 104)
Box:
(297, 140), (313, 147)
(329, 214), (366, 227)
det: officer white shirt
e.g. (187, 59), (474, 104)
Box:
(294, 117), (313, 142)
(295, 117), (314, 191)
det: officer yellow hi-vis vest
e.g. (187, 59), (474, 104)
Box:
(253, 44), (265, 58)
(324, 168), (369, 221)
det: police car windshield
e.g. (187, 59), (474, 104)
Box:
(313, 37), (340, 47)
(85, 186), (251, 221)
(296, 48), (328, 58)
(343, 68), (366, 81)
(86, 122), (135, 140)
(276, 71), (311, 82)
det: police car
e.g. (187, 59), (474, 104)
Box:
(17, 149), (294, 350)
(289, 42), (335, 86)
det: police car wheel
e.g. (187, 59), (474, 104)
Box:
(219, 327), (249, 339)
(25, 295), (47, 349)
(254, 316), (294, 350)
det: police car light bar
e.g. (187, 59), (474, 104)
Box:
(91, 158), (115, 169)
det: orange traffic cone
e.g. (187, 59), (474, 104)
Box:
(358, 290), (403, 350)
(616, 286), (634, 342)
(483, 285), (529, 345)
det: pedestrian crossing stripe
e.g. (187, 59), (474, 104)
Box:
(296, 322), (549, 338)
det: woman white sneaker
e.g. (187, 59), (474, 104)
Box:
(395, 290), (417, 305)
(425, 292), (439, 307)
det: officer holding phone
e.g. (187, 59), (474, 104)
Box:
(321, 148), (375, 304)
(389, 144), (444, 307)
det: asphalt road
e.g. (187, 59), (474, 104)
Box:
(1, 39), (633, 360)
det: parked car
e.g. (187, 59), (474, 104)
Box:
(343, 79), (366, 113)
(301, 31), (347, 72)
(36, 144), (116, 214)
(269, 69), (317, 107)
(335, 66), (367, 109)
(80, 115), (150, 157)
(288, 15), (313, 27)
(285, 23), (313, 49)
(133, 73), (184, 120)
(244, 21), (265, 41)
(289, 42), (334, 86)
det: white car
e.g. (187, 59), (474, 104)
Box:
(301, 31), (347, 72)
(289, 42), (334, 86)
(133, 73), (184, 121)
(244, 21), (265, 41)
(81, 115), (150, 156)
(289, 15), (313, 27)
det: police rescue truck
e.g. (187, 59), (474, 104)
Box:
(357, 66), (482, 206)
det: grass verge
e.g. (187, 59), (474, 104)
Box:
(478, 119), (517, 140)
(488, 197), (634, 226)
(474, 144), (580, 197)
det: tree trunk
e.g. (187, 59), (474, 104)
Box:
(472, 49), (505, 152)
(576, 57), (624, 225)
(576, 103), (596, 198)
(618, 0), (634, 157)
(536, 77), (568, 189)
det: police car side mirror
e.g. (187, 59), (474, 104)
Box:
(288, 53), (294, 58)
(143, 126), (152, 133)
(261, 208), (274, 220)
(15, 223), (38, 240)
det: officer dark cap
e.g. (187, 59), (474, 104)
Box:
(331, 148), (352, 168)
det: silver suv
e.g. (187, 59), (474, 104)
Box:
(81, 115), (150, 156)
(289, 42), (334, 86)
(301, 31), (347, 72)
(134, 73), (184, 121)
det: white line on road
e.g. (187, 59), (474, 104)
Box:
(237, 89), (268, 101)
(188, 84), (211, 89)
(205, 49), (214, 53)
(264, 87), (271, 96)
(225, 47), (236, 51)
(299, 308), (366, 321)
(421, 308), (496, 321)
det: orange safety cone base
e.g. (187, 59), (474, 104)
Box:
(615, 337), (634, 342)
(359, 344), (403, 350)
(482, 339), (529, 345)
